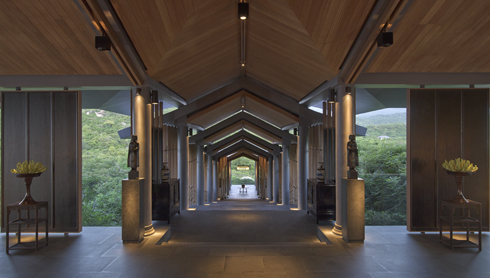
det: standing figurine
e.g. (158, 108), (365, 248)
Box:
(128, 135), (139, 179)
(347, 134), (359, 179)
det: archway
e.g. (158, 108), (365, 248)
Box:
(228, 156), (257, 199)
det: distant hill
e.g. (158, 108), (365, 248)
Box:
(357, 112), (406, 126)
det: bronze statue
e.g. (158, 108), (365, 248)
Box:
(128, 135), (139, 177)
(347, 134), (359, 179)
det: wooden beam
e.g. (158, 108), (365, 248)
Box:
(80, 0), (146, 86)
(212, 130), (275, 154)
(213, 141), (271, 160)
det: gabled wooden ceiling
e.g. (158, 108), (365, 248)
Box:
(367, 0), (490, 73)
(204, 120), (282, 144)
(214, 137), (272, 154)
(187, 90), (298, 129)
(110, 0), (378, 101)
(225, 148), (262, 161)
(0, 0), (121, 75)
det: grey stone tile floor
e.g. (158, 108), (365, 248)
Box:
(1, 199), (489, 277)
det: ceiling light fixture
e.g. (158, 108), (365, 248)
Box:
(151, 90), (159, 104)
(95, 35), (111, 51)
(238, 2), (249, 20)
(377, 31), (393, 47)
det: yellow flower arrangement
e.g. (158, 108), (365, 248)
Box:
(442, 158), (478, 173)
(10, 160), (47, 174)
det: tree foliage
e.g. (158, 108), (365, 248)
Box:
(230, 157), (256, 185)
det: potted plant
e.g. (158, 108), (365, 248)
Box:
(442, 158), (478, 203)
(11, 160), (47, 205)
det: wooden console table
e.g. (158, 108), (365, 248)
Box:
(6, 201), (49, 254)
(439, 199), (481, 251)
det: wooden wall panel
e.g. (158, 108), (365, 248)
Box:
(1, 91), (81, 233)
(53, 92), (80, 231)
(435, 90), (462, 204)
(28, 93), (52, 217)
(408, 88), (489, 231)
(408, 89), (436, 230)
(462, 89), (489, 230)
(308, 125), (324, 179)
(188, 145), (197, 205)
(1, 93), (27, 229)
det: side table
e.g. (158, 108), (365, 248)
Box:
(439, 199), (481, 251)
(6, 201), (49, 254)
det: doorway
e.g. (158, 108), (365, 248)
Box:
(228, 156), (257, 199)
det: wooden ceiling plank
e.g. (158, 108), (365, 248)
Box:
(187, 91), (243, 123)
(243, 92), (298, 123)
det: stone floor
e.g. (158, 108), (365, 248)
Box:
(228, 184), (259, 199)
(1, 199), (489, 277)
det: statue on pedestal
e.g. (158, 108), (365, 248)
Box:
(347, 134), (359, 179)
(128, 135), (139, 179)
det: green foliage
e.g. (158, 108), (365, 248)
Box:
(230, 157), (255, 185)
(357, 137), (407, 225)
(363, 123), (406, 138)
(82, 109), (130, 226)
(357, 112), (406, 126)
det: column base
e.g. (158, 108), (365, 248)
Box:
(332, 223), (342, 236)
(144, 224), (155, 237)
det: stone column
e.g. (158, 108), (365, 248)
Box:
(267, 158), (273, 201)
(196, 141), (204, 205)
(206, 145), (213, 203)
(134, 86), (154, 236)
(333, 85), (356, 236)
(213, 159), (218, 201)
(177, 120), (188, 210)
(273, 146), (280, 203)
(282, 138), (290, 206)
(298, 120), (309, 210)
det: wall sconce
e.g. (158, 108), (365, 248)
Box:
(95, 35), (111, 51)
(238, 2), (249, 20)
(151, 90), (158, 104)
(136, 88), (141, 96)
(328, 88), (336, 103)
(377, 31), (393, 47)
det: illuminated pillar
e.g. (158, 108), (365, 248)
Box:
(273, 146), (280, 203)
(267, 158), (272, 201)
(213, 159), (218, 201)
(298, 120), (309, 210)
(282, 138), (290, 205)
(134, 86), (154, 236)
(196, 141), (204, 205)
(333, 85), (355, 236)
(206, 145), (213, 203)
(177, 119), (188, 210)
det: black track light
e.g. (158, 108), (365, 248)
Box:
(95, 36), (111, 51)
(238, 2), (249, 20)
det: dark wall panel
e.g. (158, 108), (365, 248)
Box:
(53, 92), (79, 231)
(462, 89), (489, 230)
(408, 88), (489, 231)
(28, 92), (52, 222)
(409, 89), (436, 229)
(1, 93), (27, 227)
(1, 91), (81, 233)
(436, 90), (462, 206)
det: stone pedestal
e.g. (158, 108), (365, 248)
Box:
(122, 178), (145, 243)
(341, 178), (365, 243)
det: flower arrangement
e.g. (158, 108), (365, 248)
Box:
(10, 160), (47, 174)
(442, 158), (478, 173)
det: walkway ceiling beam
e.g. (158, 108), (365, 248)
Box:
(213, 142), (271, 161)
(213, 137), (272, 156)
(189, 112), (296, 144)
(228, 152), (259, 163)
(163, 78), (323, 126)
(210, 130), (276, 154)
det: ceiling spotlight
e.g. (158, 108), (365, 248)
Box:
(238, 2), (249, 20)
(328, 88), (336, 103)
(95, 35), (111, 51)
(377, 31), (393, 47)
(151, 90), (159, 104)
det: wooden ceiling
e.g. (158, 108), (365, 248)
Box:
(367, 0), (490, 73)
(109, 0), (378, 101)
(204, 120), (281, 144)
(0, 0), (121, 75)
(187, 90), (298, 129)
